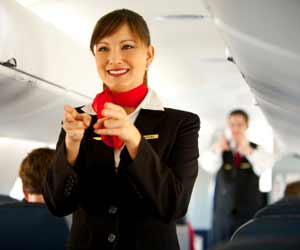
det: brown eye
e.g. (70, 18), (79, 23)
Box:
(98, 46), (109, 52)
(122, 44), (134, 50)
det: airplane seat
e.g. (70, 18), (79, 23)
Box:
(255, 197), (300, 218)
(176, 217), (195, 250)
(0, 201), (69, 249)
(0, 194), (18, 205)
(176, 224), (190, 250)
(210, 237), (300, 250)
(230, 215), (300, 241)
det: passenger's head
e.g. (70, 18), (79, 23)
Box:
(90, 9), (154, 92)
(284, 180), (300, 198)
(19, 148), (55, 203)
(228, 109), (249, 142)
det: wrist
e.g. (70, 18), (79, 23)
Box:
(65, 136), (81, 148)
(125, 131), (142, 159)
(65, 137), (81, 166)
(125, 132), (141, 148)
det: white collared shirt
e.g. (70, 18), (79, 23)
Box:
(81, 88), (164, 167)
(200, 138), (275, 176)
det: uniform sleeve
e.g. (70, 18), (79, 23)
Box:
(246, 146), (275, 176)
(126, 113), (200, 223)
(42, 128), (81, 217)
(199, 148), (222, 174)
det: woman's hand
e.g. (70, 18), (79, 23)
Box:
(93, 102), (141, 158)
(214, 135), (230, 153)
(63, 105), (91, 165)
(63, 105), (91, 143)
(237, 136), (253, 156)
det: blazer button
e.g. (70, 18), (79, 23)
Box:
(108, 206), (118, 215)
(107, 233), (116, 243)
(64, 190), (71, 197)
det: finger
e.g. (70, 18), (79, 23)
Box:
(93, 118), (106, 129)
(75, 113), (91, 128)
(64, 112), (76, 123)
(103, 119), (123, 129)
(94, 128), (120, 136)
(64, 105), (78, 117)
(104, 102), (126, 113)
(102, 108), (125, 120)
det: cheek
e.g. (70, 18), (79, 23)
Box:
(95, 56), (106, 69)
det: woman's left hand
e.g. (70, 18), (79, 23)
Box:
(93, 102), (141, 157)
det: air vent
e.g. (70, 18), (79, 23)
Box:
(154, 14), (210, 21)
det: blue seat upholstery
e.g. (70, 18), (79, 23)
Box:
(231, 215), (300, 240)
(0, 201), (69, 249)
(255, 197), (300, 218)
(210, 237), (300, 250)
(0, 194), (18, 205)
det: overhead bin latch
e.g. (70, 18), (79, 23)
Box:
(0, 58), (17, 68)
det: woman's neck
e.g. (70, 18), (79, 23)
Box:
(124, 107), (135, 114)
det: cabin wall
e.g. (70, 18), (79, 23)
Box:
(0, 0), (98, 98)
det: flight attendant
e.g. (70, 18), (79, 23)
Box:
(43, 9), (200, 250)
(200, 109), (274, 246)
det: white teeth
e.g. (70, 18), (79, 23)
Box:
(109, 69), (128, 75)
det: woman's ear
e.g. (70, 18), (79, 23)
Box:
(146, 45), (154, 69)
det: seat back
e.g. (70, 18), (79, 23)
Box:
(0, 202), (69, 249)
(255, 197), (300, 218)
(176, 224), (190, 250)
(231, 215), (300, 240)
(211, 237), (300, 250)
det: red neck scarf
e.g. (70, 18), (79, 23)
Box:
(92, 83), (148, 149)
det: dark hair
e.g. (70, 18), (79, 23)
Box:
(90, 9), (151, 55)
(229, 109), (249, 124)
(284, 180), (300, 198)
(19, 148), (55, 194)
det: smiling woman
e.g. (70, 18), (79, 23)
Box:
(43, 9), (200, 250)
(90, 8), (153, 92)
(93, 23), (153, 93)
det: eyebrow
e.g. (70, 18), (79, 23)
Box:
(120, 39), (136, 43)
(96, 39), (136, 45)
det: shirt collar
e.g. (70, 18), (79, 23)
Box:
(81, 88), (164, 115)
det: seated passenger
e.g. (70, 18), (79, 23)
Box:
(231, 181), (300, 240)
(255, 180), (300, 218)
(0, 148), (69, 249)
(284, 180), (300, 198)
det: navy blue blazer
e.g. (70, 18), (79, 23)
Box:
(43, 107), (200, 250)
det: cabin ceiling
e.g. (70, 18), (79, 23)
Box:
(0, 0), (272, 148)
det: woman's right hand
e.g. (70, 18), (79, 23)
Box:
(214, 135), (230, 153)
(63, 105), (91, 143)
(63, 105), (91, 165)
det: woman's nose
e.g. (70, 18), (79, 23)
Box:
(108, 48), (122, 64)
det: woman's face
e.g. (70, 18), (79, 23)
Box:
(94, 23), (154, 93)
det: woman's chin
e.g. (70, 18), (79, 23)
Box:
(109, 83), (138, 93)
